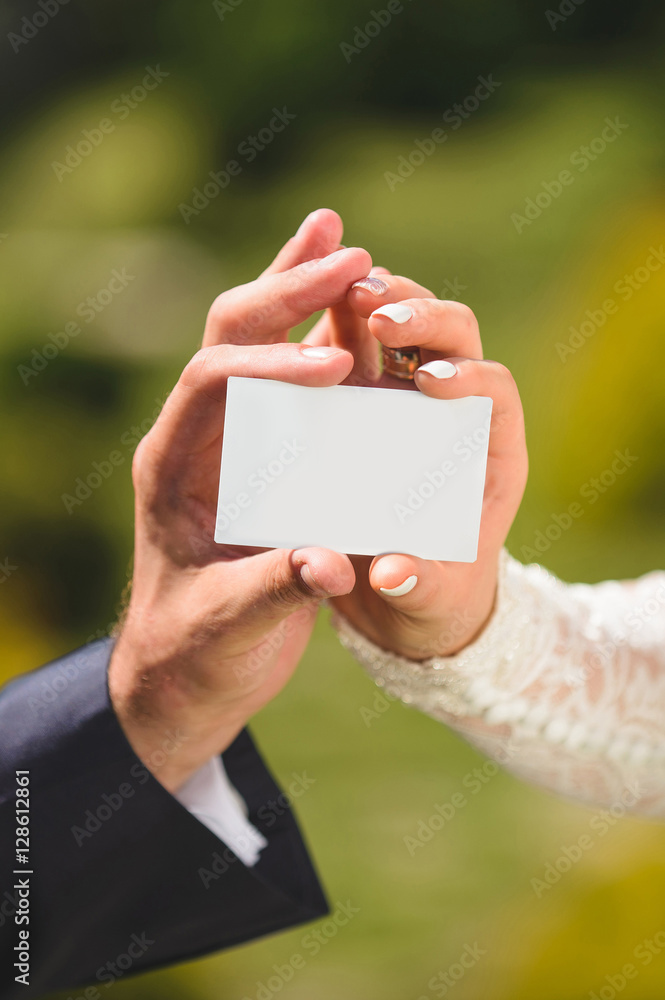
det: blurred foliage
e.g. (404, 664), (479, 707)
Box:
(2, 1), (665, 998)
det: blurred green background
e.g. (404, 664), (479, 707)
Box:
(2, 1), (665, 997)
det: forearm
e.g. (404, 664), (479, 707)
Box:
(332, 551), (665, 815)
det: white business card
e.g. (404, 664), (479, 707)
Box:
(215, 377), (492, 561)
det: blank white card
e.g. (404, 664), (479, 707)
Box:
(215, 378), (492, 562)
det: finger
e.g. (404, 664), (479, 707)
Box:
(368, 552), (443, 618)
(305, 266), (394, 378)
(261, 208), (344, 276)
(368, 298), (483, 360)
(202, 246), (372, 347)
(364, 552), (496, 659)
(228, 545), (356, 628)
(150, 342), (354, 463)
(326, 295), (380, 382)
(347, 273), (435, 318)
(413, 356), (525, 463)
(199, 545), (356, 662)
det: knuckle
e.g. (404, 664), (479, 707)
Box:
(208, 284), (265, 345)
(131, 435), (149, 489)
(182, 346), (213, 383)
(264, 562), (306, 611)
(262, 341), (292, 364)
(452, 300), (478, 330)
(182, 345), (231, 388)
(207, 286), (238, 325)
(487, 359), (516, 386)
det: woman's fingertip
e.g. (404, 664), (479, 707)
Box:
(417, 359), (457, 379)
(371, 303), (413, 324)
(351, 276), (389, 296)
(379, 575), (418, 598)
(302, 346), (345, 359)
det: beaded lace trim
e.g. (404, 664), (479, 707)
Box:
(331, 551), (665, 815)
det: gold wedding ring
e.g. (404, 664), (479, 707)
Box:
(381, 344), (422, 380)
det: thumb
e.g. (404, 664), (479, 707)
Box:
(367, 551), (499, 659)
(221, 545), (356, 640)
(369, 552), (441, 618)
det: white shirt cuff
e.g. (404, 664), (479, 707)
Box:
(173, 755), (268, 867)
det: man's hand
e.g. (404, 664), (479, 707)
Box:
(109, 215), (371, 793)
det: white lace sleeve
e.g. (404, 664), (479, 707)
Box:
(331, 551), (665, 816)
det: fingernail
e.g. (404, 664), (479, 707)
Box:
(351, 276), (389, 296)
(302, 346), (343, 359)
(417, 360), (457, 379)
(371, 303), (413, 324)
(300, 563), (324, 594)
(379, 575), (418, 597)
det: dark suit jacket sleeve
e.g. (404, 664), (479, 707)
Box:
(0, 639), (328, 999)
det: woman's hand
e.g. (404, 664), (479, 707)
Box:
(328, 271), (529, 662)
(109, 216), (371, 793)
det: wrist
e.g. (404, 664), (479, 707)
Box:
(109, 628), (248, 794)
(393, 556), (501, 661)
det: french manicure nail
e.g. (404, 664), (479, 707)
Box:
(371, 303), (413, 324)
(302, 346), (342, 359)
(379, 575), (418, 597)
(417, 360), (457, 379)
(351, 277), (389, 296)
